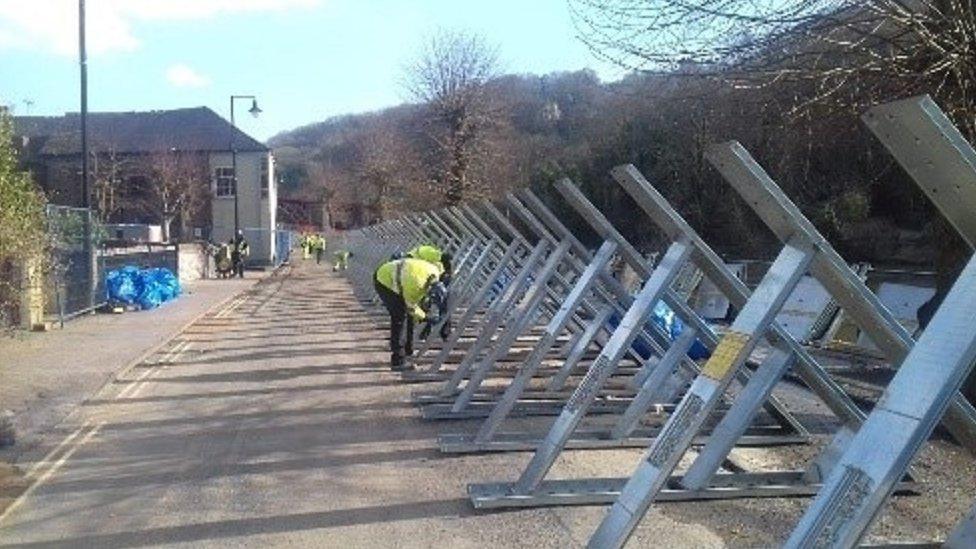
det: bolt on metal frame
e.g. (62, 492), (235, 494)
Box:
(400, 204), (584, 402)
(412, 201), (604, 398)
(438, 239), (621, 451)
(552, 179), (808, 435)
(413, 210), (544, 376)
(341, 210), (494, 365)
(606, 167), (864, 495)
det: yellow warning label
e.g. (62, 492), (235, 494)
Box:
(701, 331), (750, 380)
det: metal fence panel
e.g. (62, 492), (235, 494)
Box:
(274, 229), (294, 266)
(45, 205), (103, 320)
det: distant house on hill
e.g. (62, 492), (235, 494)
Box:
(13, 107), (278, 264)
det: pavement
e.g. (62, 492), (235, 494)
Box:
(0, 274), (264, 463)
(0, 260), (972, 547)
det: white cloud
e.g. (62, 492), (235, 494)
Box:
(166, 64), (210, 88)
(0, 0), (321, 56)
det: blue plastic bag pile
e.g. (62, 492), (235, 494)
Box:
(105, 266), (181, 310)
(606, 302), (711, 361)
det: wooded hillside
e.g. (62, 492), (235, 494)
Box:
(271, 1), (976, 269)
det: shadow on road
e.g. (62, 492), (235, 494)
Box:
(84, 376), (408, 405)
(0, 498), (481, 548)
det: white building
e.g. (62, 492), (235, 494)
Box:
(210, 149), (278, 265)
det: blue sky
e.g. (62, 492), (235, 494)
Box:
(0, 0), (622, 140)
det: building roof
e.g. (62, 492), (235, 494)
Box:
(13, 107), (268, 156)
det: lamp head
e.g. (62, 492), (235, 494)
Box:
(249, 99), (262, 118)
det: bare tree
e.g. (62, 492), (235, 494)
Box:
(91, 148), (131, 223)
(406, 30), (501, 204)
(355, 124), (407, 220)
(571, 0), (976, 398)
(570, 1), (976, 135)
(131, 152), (209, 242)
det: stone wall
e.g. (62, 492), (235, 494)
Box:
(177, 243), (213, 283)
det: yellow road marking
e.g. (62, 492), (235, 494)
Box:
(1, 285), (254, 527)
(117, 341), (192, 399)
(115, 340), (187, 399)
(214, 295), (248, 319)
(0, 422), (104, 525)
(21, 424), (87, 479)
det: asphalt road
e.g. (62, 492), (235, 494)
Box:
(0, 261), (733, 548)
(0, 275), (258, 466)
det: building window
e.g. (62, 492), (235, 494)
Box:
(260, 157), (269, 198)
(214, 167), (235, 197)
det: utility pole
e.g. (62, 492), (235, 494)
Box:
(80, 0), (89, 210)
(79, 0), (93, 309)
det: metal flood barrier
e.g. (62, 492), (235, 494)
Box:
(782, 96), (976, 548)
(588, 95), (976, 548)
(332, 93), (975, 549)
(464, 168), (863, 510)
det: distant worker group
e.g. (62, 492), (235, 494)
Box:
(214, 230), (250, 279)
(372, 244), (453, 371)
(297, 230), (356, 272)
(300, 233), (327, 264)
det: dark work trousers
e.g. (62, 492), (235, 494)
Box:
(374, 274), (414, 367)
(231, 252), (245, 278)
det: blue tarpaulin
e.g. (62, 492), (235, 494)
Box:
(106, 266), (181, 310)
(607, 302), (710, 361)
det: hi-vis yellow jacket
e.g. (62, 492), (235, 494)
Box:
(407, 245), (446, 275)
(375, 258), (441, 320)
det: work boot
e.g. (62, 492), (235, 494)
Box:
(391, 353), (415, 371)
(391, 361), (415, 372)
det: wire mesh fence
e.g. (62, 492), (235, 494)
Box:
(33, 208), (294, 325)
(232, 227), (297, 268)
(101, 245), (179, 274)
(45, 205), (104, 321)
(274, 229), (295, 267)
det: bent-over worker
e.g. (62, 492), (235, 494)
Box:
(373, 257), (447, 371)
(333, 250), (352, 271)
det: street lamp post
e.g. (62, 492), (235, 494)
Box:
(79, 0), (94, 310)
(229, 95), (262, 236)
